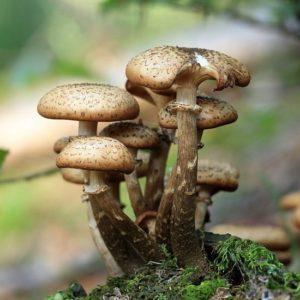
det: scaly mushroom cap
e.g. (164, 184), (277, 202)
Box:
(197, 160), (239, 192)
(126, 80), (155, 105)
(159, 96), (238, 129)
(56, 136), (135, 174)
(101, 122), (160, 149)
(210, 224), (291, 251)
(38, 83), (140, 121)
(279, 191), (300, 210)
(126, 46), (250, 91)
(53, 136), (72, 154)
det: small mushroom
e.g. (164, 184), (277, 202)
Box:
(280, 191), (300, 210)
(195, 160), (239, 230)
(101, 121), (160, 216)
(126, 46), (250, 268)
(126, 80), (175, 212)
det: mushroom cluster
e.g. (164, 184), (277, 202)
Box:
(38, 46), (250, 275)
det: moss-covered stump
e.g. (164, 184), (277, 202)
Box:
(45, 235), (300, 300)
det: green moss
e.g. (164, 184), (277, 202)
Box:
(214, 236), (300, 296)
(182, 278), (228, 300)
(45, 236), (300, 300)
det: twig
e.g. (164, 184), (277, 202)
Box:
(0, 167), (59, 185)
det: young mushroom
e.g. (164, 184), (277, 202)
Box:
(195, 160), (239, 230)
(100, 121), (160, 216)
(126, 80), (175, 212)
(57, 136), (162, 272)
(126, 46), (250, 268)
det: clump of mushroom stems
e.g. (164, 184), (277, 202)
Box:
(39, 46), (251, 277)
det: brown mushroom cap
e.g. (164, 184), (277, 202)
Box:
(101, 122), (160, 149)
(126, 46), (250, 91)
(56, 136), (135, 174)
(38, 83), (140, 122)
(53, 136), (72, 154)
(197, 160), (239, 192)
(159, 96), (238, 129)
(279, 191), (300, 210)
(210, 224), (290, 251)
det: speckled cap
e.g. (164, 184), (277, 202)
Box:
(210, 224), (290, 251)
(53, 136), (72, 154)
(101, 122), (160, 149)
(158, 96), (237, 129)
(126, 46), (251, 91)
(197, 160), (239, 191)
(279, 191), (300, 210)
(38, 83), (140, 121)
(56, 136), (135, 173)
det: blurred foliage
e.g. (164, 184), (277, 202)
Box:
(100, 0), (300, 37)
(0, 149), (9, 169)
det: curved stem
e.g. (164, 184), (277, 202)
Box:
(155, 167), (177, 251)
(124, 148), (146, 216)
(144, 130), (171, 211)
(86, 199), (123, 276)
(89, 198), (144, 274)
(93, 190), (162, 262)
(171, 86), (209, 270)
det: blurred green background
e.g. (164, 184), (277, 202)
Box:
(0, 0), (300, 299)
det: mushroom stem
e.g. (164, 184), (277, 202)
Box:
(155, 167), (177, 251)
(87, 172), (146, 273)
(77, 121), (124, 274)
(194, 189), (212, 230)
(144, 130), (172, 211)
(171, 86), (209, 270)
(91, 177), (162, 262)
(86, 200), (123, 276)
(78, 121), (98, 136)
(124, 148), (146, 216)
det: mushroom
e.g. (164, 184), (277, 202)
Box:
(195, 160), (239, 230)
(38, 83), (140, 275)
(279, 191), (300, 236)
(280, 191), (300, 210)
(57, 136), (162, 272)
(101, 121), (160, 216)
(155, 98), (238, 251)
(126, 46), (250, 268)
(126, 80), (175, 212)
(53, 136), (88, 185)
